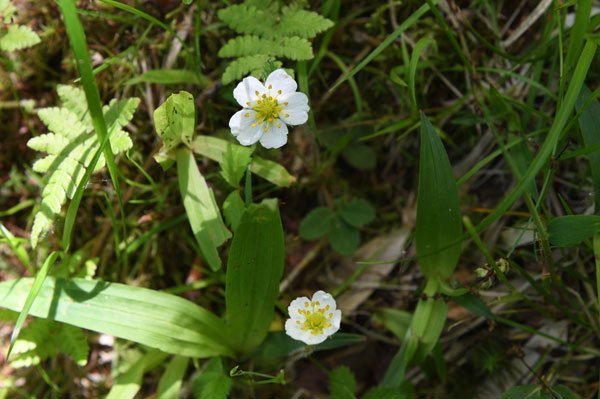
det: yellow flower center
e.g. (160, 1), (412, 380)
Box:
(255, 92), (281, 123)
(297, 301), (333, 335)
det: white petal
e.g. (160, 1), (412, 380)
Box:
(285, 319), (305, 341)
(312, 291), (337, 310)
(259, 122), (288, 149)
(301, 331), (328, 345)
(233, 76), (265, 107)
(230, 110), (263, 146)
(266, 69), (297, 94)
(279, 92), (309, 125)
(288, 296), (310, 320)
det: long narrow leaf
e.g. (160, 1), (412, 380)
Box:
(416, 113), (462, 280)
(177, 148), (231, 271)
(575, 85), (600, 212)
(226, 199), (284, 355)
(0, 277), (234, 358)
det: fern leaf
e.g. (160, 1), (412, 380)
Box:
(276, 8), (334, 39)
(10, 319), (56, 369)
(56, 324), (89, 366)
(218, 35), (274, 58)
(221, 55), (282, 85)
(29, 86), (138, 247)
(218, 4), (276, 37)
(37, 107), (89, 141)
(0, 24), (40, 51)
(274, 37), (313, 60)
(57, 85), (91, 124)
(0, 0), (16, 23)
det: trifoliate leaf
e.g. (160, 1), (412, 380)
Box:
(299, 207), (334, 240)
(339, 198), (375, 228)
(329, 218), (360, 256)
(343, 144), (376, 170)
(329, 366), (357, 399)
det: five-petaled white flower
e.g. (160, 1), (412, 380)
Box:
(285, 290), (341, 345)
(229, 69), (309, 149)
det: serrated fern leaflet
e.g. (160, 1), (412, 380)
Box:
(28, 85), (139, 247)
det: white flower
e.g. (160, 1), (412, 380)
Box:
(285, 290), (341, 345)
(229, 69), (309, 149)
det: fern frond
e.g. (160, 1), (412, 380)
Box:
(218, 4), (276, 37)
(56, 324), (89, 366)
(275, 37), (313, 60)
(221, 54), (282, 85)
(218, 35), (272, 58)
(28, 86), (139, 247)
(11, 319), (55, 368)
(0, 24), (40, 51)
(57, 84), (91, 124)
(37, 107), (89, 141)
(276, 8), (334, 39)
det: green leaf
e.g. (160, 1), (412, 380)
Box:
(374, 308), (412, 341)
(411, 297), (448, 363)
(0, 24), (40, 51)
(126, 69), (208, 86)
(329, 366), (357, 399)
(407, 38), (435, 109)
(221, 55), (282, 85)
(192, 135), (296, 187)
(223, 191), (246, 231)
(575, 85), (600, 213)
(107, 350), (168, 399)
(226, 199), (284, 354)
(276, 7), (334, 39)
(153, 91), (196, 156)
(157, 356), (189, 399)
(299, 207), (334, 240)
(176, 148), (231, 271)
(548, 215), (600, 246)
(219, 36), (313, 61)
(363, 387), (411, 399)
(218, 4), (277, 37)
(339, 199), (375, 228)
(329, 219), (360, 256)
(0, 0), (16, 23)
(0, 277), (234, 358)
(219, 144), (253, 188)
(415, 113), (462, 280)
(342, 144), (376, 170)
(193, 357), (232, 399)
(258, 332), (365, 359)
(55, 324), (89, 366)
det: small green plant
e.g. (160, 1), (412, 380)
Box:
(217, 0), (333, 83)
(0, 0), (40, 51)
(299, 198), (375, 256)
(28, 85), (139, 247)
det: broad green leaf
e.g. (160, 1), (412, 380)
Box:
(157, 356), (189, 399)
(575, 85), (600, 213)
(219, 144), (253, 187)
(126, 69), (208, 86)
(330, 366), (357, 399)
(339, 199), (375, 228)
(154, 91), (196, 158)
(223, 191), (246, 231)
(226, 199), (284, 354)
(176, 148), (231, 271)
(416, 114), (461, 280)
(192, 135), (296, 187)
(0, 277), (234, 358)
(193, 357), (232, 399)
(548, 215), (600, 246)
(107, 350), (167, 399)
(299, 207), (334, 239)
(8, 251), (59, 359)
(342, 144), (376, 170)
(330, 219), (360, 256)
